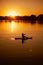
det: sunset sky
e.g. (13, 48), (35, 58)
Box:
(0, 0), (43, 16)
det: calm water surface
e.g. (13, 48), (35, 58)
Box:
(0, 21), (43, 65)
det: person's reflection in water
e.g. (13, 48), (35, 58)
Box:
(22, 39), (24, 44)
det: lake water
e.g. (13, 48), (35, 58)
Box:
(0, 20), (43, 65)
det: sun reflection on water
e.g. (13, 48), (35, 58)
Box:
(10, 21), (17, 32)
(11, 37), (15, 40)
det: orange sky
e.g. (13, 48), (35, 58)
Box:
(0, 0), (43, 16)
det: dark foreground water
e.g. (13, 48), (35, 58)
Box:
(0, 20), (43, 65)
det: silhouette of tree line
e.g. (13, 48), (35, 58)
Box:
(0, 14), (43, 23)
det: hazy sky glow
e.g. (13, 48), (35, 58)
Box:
(0, 0), (43, 16)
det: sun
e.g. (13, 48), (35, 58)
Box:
(7, 11), (18, 16)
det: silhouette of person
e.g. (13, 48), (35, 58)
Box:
(22, 33), (26, 39)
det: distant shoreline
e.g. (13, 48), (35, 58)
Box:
(0, 14), (43, 23)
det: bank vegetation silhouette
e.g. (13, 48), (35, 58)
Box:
(0, 14), (43, 23)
